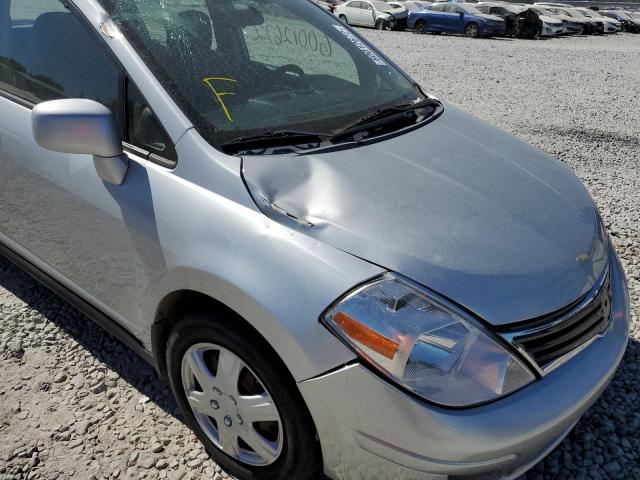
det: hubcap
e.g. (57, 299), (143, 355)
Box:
(181, 343), (284, 466)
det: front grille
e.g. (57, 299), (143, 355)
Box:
(502, 269), (612, 372)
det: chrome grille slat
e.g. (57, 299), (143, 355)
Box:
(498, 267), (612, 374)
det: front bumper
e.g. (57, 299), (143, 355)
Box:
(299, 247), (630, 480)
(388, 16), (408, 30)
(481, 22), (506, 36)
(541, 24), (564, 36)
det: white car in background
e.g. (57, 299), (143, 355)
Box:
(335, 0), (409, 29)
(530, 6), (585, 33)
(573, 8), (621, 33)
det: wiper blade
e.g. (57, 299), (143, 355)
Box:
(220, 130), (331, 154)
(331, 98), (439, 142)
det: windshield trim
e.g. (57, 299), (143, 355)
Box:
(238, 100), (445, 157)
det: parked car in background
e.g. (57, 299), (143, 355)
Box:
(600, 10), (640, 33)
(556, 7), (604, 33)
(409, 2), (506, 37)
(335, 0), (408, 29)
(476, 3), (544, 38)
(541, 7), (597, 34)
(573, 7), (620, 33)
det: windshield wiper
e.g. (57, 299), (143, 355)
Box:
(220, 130), (331, 154)
(331, 98), (439, 143)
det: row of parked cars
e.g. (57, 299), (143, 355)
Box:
(315, 0), (640, 38)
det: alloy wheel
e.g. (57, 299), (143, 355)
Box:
(465, 23), (480, 38)
(181, 343), (284, 467)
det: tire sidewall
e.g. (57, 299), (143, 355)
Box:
(166, 315), (320, 480)
(465, 22), (480, 38)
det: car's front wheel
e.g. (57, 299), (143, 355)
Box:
(464, 22), (481, 38)
(414, 19), (428, 34)
(166, 314), (322, 480)
(339, 14), (348, 24)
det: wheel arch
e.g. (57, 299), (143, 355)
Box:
(147, 264), (363, 383)
(151, 289), (245, 376)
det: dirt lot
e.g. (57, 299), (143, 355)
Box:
(2, 32), (640, 480)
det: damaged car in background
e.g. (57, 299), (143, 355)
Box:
(572, 7), (620, 33)
(335, 0), (408, 30)
(528, 6), (583, 34)
(546, 6), (604, 34)
(476, 3), (544, 38)
(600, 10), (640, 33)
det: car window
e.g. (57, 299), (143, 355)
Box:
(430, 4), (443, 11)
(349, 1), (362, 8)
(0, 0), (120, 118)
(126, 80), (176, 161)
(99, 0), (427, 152)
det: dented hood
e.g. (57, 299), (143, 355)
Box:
(242, 104), (608, 326)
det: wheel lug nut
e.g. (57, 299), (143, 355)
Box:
(224, 416), (233, 427)
(210, 400), (219, 410)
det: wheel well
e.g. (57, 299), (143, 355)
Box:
(152, 290), (257, 376)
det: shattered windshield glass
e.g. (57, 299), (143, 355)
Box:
(98, 0), (428, 151)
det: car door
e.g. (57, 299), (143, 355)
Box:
(344, 1), (363, 24)
(0, 0), (173, 339)
(361, 2), (377, 27)
(448, 5), (467, 32)
(426, 4), (444, 29)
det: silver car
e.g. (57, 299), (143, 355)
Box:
(0, 1), (630, 479)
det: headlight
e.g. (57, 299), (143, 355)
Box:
(322, 274), (536, 407)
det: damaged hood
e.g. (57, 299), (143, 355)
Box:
(379, 5), (409, 18)
(477, 13), (505, 22)
(242, 104), (608, 326)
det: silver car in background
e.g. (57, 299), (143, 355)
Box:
(335, 0), (409, 29)
(0, 0), (630, 479)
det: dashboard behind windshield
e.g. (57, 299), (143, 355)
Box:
(98, 0), (426, 151)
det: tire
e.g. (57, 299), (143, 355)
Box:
(464, 22), (481, 38)
(414, 19), (428, 34)
(166, 315), (322, 480)
(339, 14), (348, 24)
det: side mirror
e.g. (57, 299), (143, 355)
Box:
(31, 99), (129, 185)
(458, 11), (464, 16)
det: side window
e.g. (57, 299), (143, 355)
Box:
(126, 80), (176, 162)
(0, 0), (120, 117)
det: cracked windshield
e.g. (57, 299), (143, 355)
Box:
(100, 0), (427, 151)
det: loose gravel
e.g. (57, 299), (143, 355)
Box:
(1, 32), (639, 480)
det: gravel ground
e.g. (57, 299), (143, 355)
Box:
(1, 32), (640, 480)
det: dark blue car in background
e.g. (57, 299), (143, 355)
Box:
(408, 3), (506, 37)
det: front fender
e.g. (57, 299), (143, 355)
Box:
(139, 131), (383, 381)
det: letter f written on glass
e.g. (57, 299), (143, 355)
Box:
(203, 77), (238, 122)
